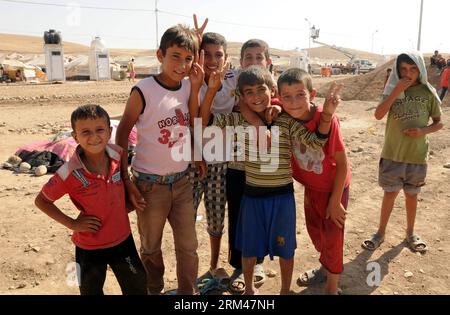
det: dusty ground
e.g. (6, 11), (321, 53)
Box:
(0, 76), (449, 295)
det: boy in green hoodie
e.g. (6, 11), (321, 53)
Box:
(362, 52), (443, 253)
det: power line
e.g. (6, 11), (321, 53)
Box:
(0, 27), (155, 42)
(0, 0), (154, 12)
(158, 10), (305, 31)
(1, 0), (307, 32)
(1, 0), (370, 47)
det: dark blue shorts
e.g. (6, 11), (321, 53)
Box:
(235, 193), (297, 260)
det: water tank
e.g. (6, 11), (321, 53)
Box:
(89, 37), (110, 80)
(290, 49), (309, 72)
(44, 29), (62, 45)
(90, 37), (107, 52)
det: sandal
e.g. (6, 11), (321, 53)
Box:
(361, 233), (385, 251)
(198, 277), (229, 295)
(406, 234), (428, 253)
(209, 267), (231, 286)
(253, 263), (266, 286)
(230, 269), (245, 294)
(297, 267), (327, 287)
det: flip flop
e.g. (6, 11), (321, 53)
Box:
(361, 233), (385, 251)
(297, 267), (327, 287)
(253, 263), (266, 287)
(198, 277), (229, 295)
(229, 269), (245, 294)
(209, 267), (231, 286)
(406, 234), (428, 253)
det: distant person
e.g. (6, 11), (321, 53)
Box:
(34, 104), (147, 295)
(362, 52), (442, 254)
(127, 58), (136, 83)
(439, 60), (450, 100)
(384, 68), (392, 88)
(436, 54), (446, 71)
(15, 69), (24, 82)
(430, 50), (439, 67)
(0, 66), (4, 82)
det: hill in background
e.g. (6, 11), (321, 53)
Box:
(0, 33), (385, 62)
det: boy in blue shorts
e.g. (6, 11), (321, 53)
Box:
(198, 66), (339, 295)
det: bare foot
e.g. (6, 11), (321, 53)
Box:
(244, 288), (259, 295)
(325, 288), (343, 295)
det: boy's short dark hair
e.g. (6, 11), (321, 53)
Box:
(240, 39), (270, 60)
(277, 68), (313, 92)
(238, 65), (274, 94)
(396, 53), (417, 77)
(159, 24), (199, 56)
(201, 32), (227, 52)
(71, 104), (110, 130)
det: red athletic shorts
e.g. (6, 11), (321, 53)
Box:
(303, 186), (349, 274)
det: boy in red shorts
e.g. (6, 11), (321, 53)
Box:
(278, 68), (350, 295)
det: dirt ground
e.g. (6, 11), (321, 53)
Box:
(0, 76), (449, 295)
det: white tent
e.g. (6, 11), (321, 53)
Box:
(0, 59), (38, 81)
(5, 53), (24, 60)
(26, 54), (46, 68)
(65, 55), (90, 79)
(65, 55), (125, 80)
(113, 55), (160, 76)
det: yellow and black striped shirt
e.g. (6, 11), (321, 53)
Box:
(212, 112), (328, 196)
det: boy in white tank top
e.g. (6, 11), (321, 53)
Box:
(115, 24), (205, 295)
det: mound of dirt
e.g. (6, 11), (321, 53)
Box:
(317, 59), (395, 102)
(318, 58), (450, 106)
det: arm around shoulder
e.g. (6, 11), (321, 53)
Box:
(290, 118), (328, 150)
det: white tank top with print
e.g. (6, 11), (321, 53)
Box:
(132, 76), (191, 175)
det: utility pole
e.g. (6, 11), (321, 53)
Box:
(155, 0), (159, 49)
(305, 18), (311, 49)
(371, 30), (378, 53)
(417, 0), (424, 51)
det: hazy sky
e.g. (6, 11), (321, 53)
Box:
(0, 0), (447, 54)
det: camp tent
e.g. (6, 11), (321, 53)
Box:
(65, 55), (90, 79)
(113, 55), (160, 76)
(65, 55), (123, 80)
(0, 59), (38, 81)
(26, 54), (46, 69)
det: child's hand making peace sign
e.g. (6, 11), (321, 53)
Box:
(323, 82), (343, 116)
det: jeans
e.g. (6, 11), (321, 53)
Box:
(134, 176), (199, 295)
